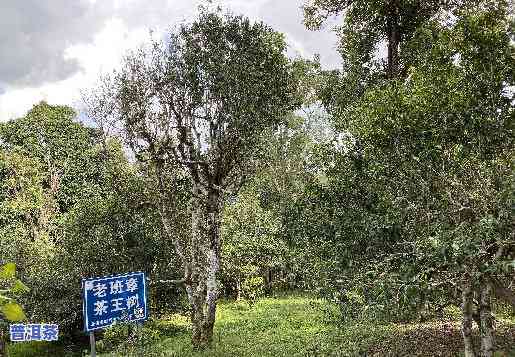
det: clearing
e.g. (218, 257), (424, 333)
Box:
(8, 296), (515, 356)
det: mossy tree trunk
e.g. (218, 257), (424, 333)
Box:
(0, 328), (5, 357)
(479, 282), (494, 357)
(185, 185), (221, 347)
(462, 280), (477, 357)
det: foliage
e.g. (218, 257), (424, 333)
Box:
(239, 277), (265, 305)
(343, 1), (514, 309)
(303, 0), (476, 116)
(292, 0), (515, 333)
(0, 102), (184, 337)
(0, 263), (29, 322)
(221, 187), (284, 297)
(97, 323), (162, 355)
(7, 341), (83, 357)
(0, 1), (514, 355)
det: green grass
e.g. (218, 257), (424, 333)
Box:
(98, 296), (406, 357)
(7, 340), (82, 357)
(8, 296), (515, 357)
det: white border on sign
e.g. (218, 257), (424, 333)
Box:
(82, 272), (148, 332)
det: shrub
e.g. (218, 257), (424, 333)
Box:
(241, 276), (265, 305)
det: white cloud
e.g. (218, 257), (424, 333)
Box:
(0, 17), (153, 119)
(0, 0), (341, 121)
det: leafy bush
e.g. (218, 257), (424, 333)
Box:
(0, 104), (186, 338)
(240, 276), (264, 305)
(0, 263), (29, 322)
(99, 322), (161, 355)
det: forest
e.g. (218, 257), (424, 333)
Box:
(0, 0), (514, 356)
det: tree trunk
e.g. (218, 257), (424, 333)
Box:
(263, 267), (272, 295)
(155, 162), (222, 349)
(185, 184), (221, 348)
(0, 328), (5, 357)
(386, 2), (400, 79)
(236, 278), (241, 301)
(479, 283), (494, 357)
(189, 282), (207, 348)
(462, 281), (477, 357)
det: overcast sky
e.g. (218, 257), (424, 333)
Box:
(0, 0), (342, 121)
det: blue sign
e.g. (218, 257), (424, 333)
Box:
(9, 324), (58, 342)
(82, 272), (148, 332)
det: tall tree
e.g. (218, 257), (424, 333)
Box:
(85, 10), (301, 347)
(303, 0), (465, 78)
(302, 0), (478, 117)
(303, 1), (514, 355)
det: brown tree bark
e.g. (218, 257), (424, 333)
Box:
(462, 281), (477, 357)
(386, 1), (401, 79)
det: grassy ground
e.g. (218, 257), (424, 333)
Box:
(7, 296), (515, 357)
(7, 340), (84, 356)
(98, 296), (390, 357)
(98, 296), (514, 357)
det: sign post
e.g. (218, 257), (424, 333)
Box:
(89, 331), (96, 357)
(82, 272), (148, 356)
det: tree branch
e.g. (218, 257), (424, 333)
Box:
(490, 277), (515, 308)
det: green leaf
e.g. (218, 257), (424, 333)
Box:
(1, 302), (26, 321)
(11, 280), (30, 294)
(0, 263), (16, 279)
(0, 294), (12, 304)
